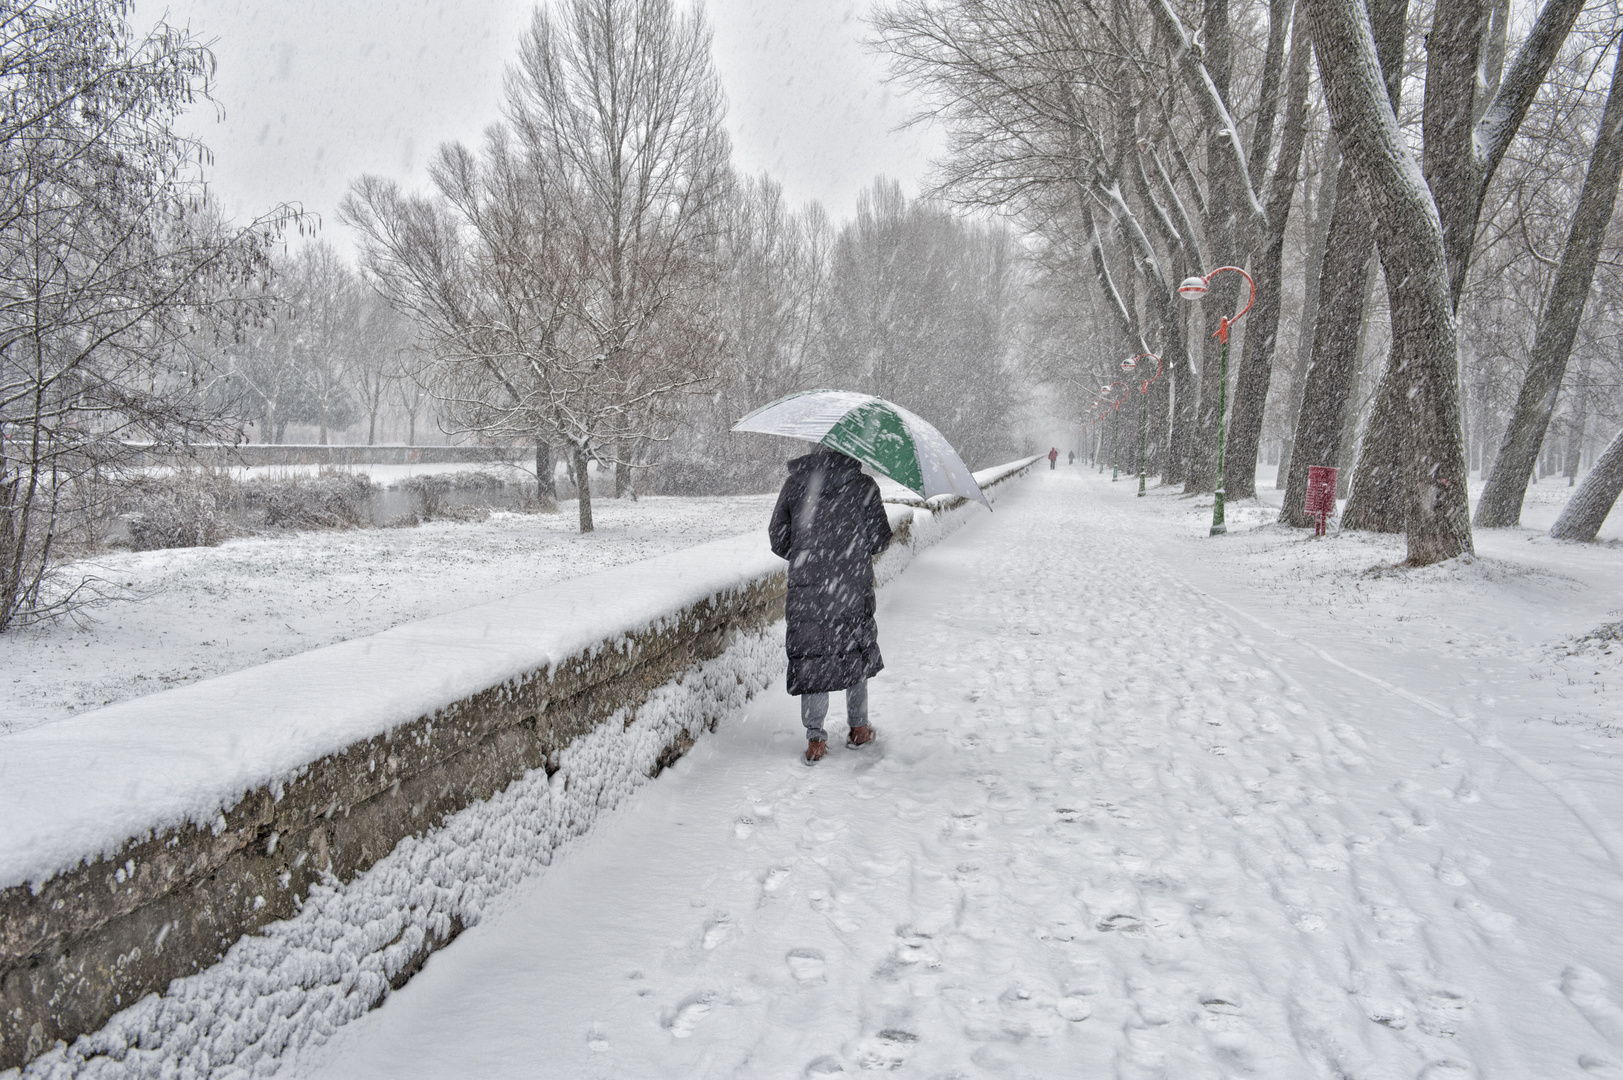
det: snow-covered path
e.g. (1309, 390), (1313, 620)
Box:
(286, 469), (1623, 1079)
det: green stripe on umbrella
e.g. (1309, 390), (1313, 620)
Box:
(732, 389), (990, 508)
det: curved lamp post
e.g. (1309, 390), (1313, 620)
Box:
(1123, 353), (1164, 497)
(1096, 381), (1131, 481)
(1179, 267), (1255, 536)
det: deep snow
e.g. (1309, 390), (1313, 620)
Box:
(246, 467), (1623, 1079)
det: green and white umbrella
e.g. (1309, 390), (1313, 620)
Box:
(733, 389), (990, 509)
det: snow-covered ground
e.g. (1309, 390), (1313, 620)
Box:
(0, 495), (774, 735)
(251, 466), (1623, 1079)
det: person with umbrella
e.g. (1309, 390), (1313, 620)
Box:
(769, 444), (891, 763)
(735, 391), (989, 765)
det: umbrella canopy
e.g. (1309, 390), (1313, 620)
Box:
(733, 389), (990, 509)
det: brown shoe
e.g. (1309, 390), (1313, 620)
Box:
(804, 738), (827, 765)
(846, 724), (876, 748)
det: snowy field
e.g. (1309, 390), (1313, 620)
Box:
(0, 494), (775, 735)
(248, 466), (1623, 1079)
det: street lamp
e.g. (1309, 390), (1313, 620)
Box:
(1122, 353), (1163, 498)
(1179, 267), (1255, 536)
(1096, 382), (1130, 481)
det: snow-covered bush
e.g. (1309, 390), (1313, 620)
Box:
(125, 469), (238, 551)
(250, 470), (374, 530)
(397, 470), (509, 521)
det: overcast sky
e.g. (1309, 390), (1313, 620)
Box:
(130, 0), (944, 249)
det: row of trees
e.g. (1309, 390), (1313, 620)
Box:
(343, 0), (1027, 532)
(874, 0), (1623, 560)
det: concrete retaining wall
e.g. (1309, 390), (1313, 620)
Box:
(0, 459), (1036, 1071)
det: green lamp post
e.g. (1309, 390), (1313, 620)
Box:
(1122, 353), (1163, 497)
(1097, 381), (1130, 481)
(1178, 267), (1255, 536)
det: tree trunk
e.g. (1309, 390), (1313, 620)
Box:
(535, 440), (556, 506)
(615, 449), (631, 498)
(1474, 42), (1623, 527)
(1342, 368), (1408, 531)
(573, 443), (594, 533)
(1225, 9), (1312, 501)
(1185, 0), (1240, 496)
(1305, 0), (1473, 564)
(1565, 354), (1592, 485)
(1280, 165), (1378, 525)
(1277, 140), (1340, 490)
(1550, 424), (1623, 541)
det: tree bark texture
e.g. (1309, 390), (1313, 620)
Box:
(1277, 141), (1340, 489)
(1550, 424), (1623, 542)
(1280, 0), (1403, 526)
(1304, 0), (1474, 563)
(1420, 0), (1492, 303)
(1185, 0), (1240, 496)
(573, 444), (594, 533)
(1564, 355), (1592, 485)
(1225, 8), (1312, 501)
(1474, 43), (1623, 527)
(1279, 167), (1377, 526)
(535, 440), (556, 503)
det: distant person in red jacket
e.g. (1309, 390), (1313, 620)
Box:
(1048, 447), (1058, 470)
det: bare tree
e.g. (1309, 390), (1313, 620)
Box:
(0, 0), (290, 631)
(346, 0), (729, 532)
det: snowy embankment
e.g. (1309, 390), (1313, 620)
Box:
(0, 458), (1036, 1078)
(0, 494), (779, 735)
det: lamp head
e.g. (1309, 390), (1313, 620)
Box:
(1178, 275), (1208, 300)
(1121, 358), (1137, 371)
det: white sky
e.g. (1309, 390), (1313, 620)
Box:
(130, 0), (944, 249)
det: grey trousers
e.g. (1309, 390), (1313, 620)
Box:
(801, 679), (868, 743)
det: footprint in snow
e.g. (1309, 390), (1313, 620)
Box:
(803, 1054), (845, 1076)
(1562, 966), (1623, 1045)
(587, 1026), (609, 1053)
(853, 1029), (917, 1070)
(760, 866), (791, 893)
(734, 817), (755, 840)
(1096, 913), (1144, 935)
(1417, 990), (1470, 1037)
(787, 948), (826, 982)
(1418, 1061), (1473, 1079)
(1056, 995), (1093, 1021)
(701, 913), (731, 950)
(663, 993), (713, 1038)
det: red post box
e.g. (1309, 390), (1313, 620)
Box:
(1305, 465), (1338, 536)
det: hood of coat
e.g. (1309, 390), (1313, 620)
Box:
(786, 448), (863, 488)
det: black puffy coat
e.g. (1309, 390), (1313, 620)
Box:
(769, 449), (893, 695)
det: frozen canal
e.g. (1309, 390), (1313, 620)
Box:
(283, 469), (1623, 1079)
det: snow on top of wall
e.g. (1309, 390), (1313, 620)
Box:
(0, 531), (787, 894)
